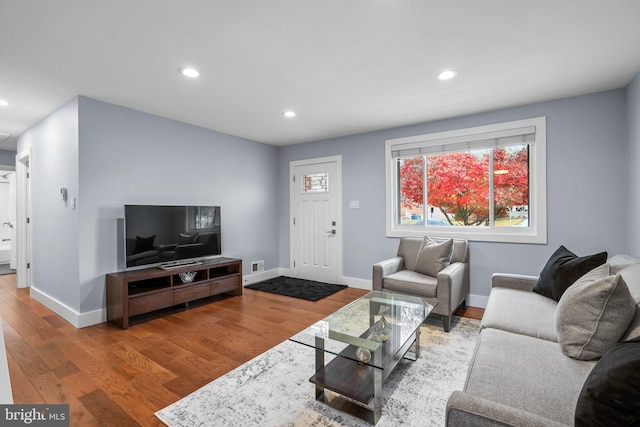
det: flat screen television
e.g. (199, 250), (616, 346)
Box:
(123, 205), (222, 270)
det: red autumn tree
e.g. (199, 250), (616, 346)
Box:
(427, 151), (490, 225)
(399, 146), (529, 226)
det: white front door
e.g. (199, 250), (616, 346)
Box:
(290, 156), (342, 284)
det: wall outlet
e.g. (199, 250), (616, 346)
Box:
(251, 260), (264, 273)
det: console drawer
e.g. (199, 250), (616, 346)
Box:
(174, 282), (211, 304)
(129, 291), (173, 316)
(212, 276), (241, 294)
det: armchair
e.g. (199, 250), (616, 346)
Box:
(373, 237), (469, 331)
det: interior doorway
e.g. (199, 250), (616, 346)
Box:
(290, 156), (342, 284)
(16, 150), (31, 288)
(0, 166), (16, 275)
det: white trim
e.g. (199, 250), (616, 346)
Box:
(385, 117), (547, 244)
(15, 149), (31, 288)
(467, 293), (489, 309)
(341, 275), (371, 290)
(289, 155), (343, 282)
(29, 286), (106, 328)
(242, 268), (282, 286)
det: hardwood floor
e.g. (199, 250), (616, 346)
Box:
(0, 274), (483, 426)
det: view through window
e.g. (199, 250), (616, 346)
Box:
(386, 117), (546, 243)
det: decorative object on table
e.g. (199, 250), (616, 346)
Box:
(178, 271), (197, 283)
(374, 315), (392, 341)
(355, 346), (371, 363)
(355, 331), (381, 363)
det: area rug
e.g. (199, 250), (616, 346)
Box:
(156, 316), (479, 426)
(244, 276), (348, 301)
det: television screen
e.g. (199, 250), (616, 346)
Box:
(124, 205), (222, 269)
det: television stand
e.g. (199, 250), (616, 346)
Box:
(106, 257), (242, 329)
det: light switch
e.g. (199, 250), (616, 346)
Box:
(349, 201), (360, 209)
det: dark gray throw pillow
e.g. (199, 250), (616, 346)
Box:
(575, 336), (640, 426)
(134, 235), (155, 253)
(533, 245), (607, 301)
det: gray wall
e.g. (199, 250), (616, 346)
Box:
(17, 98), (81, 309)
(278, 90), (629, 301)
(627, 72), (640, 255)
(17, 81), (638, 319)
(19, 96), (279, 315)
(0, 150), (16, 166)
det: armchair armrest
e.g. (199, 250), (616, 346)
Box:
(446, 391), (566, 427)
(491, 273), (539, 291)
(372, 257), (403, 290)
(436, 262), (468, 313)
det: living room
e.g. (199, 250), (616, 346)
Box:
(2, 1), (640, 426)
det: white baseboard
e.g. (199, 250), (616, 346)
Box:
(467, 293), (489, 309)
(341, 276), (371, 290)
(0, 319), (13, 403)
(242, 268), (283, 286)
(30, 286), (106, 328)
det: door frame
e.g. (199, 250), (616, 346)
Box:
(289, 155), (343, 283)
(16, 149), (32, 288)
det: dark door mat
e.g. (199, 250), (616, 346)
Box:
(245, 276), (347, 301)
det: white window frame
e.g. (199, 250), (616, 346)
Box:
(385, 117), (547, 244)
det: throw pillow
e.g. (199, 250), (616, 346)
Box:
(555, 264), (636, 360)
(134, 235), (155, 253)
(178, 233), (199, 245)
(575, 336), (640, 426)
(533, 245), (607, 301)
(414, 237), (453, 277)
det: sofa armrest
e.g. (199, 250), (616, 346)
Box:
(372, 257), (404, 290)
(491, 273), (538, 291)
(446, 391), (567, 427)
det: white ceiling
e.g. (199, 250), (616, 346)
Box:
(1, 1), (640, 152)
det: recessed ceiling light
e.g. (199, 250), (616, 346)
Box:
(283, 111), (296, 118)
(436, 70), (457, 80)
(0, 100), (8, 107)
(180, 67), (200, 78)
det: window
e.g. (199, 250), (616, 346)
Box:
(385, 117), (546, 243)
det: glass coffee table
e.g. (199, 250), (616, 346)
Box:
(289, 290), (437, 425)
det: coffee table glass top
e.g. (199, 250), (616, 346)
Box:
(289, 291), (436, 369)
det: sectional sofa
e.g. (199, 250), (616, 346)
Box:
(446, 251), (640, 426)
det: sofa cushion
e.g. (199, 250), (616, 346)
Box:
(574, 336), (640, 426)
(414, 237), (452, 276)
(480, 287), (558, 341)
(533, 245), (607, 301)
(556, 264), (636, 360)
(464, 328), (595, 426)
(609, 255), (640, 341)
(383, 270), (437, 298)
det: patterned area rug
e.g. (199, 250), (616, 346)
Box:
(244, 276), (348, 301)
(156, 316), (480, 426)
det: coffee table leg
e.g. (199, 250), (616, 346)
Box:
(373, 367), (382, 424)
(315, 336), (325, 400)
(415, 326), (421, 359)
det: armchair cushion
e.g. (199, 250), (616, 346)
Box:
(383, 270), (437, 298)
(414, 237), (453, 276)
